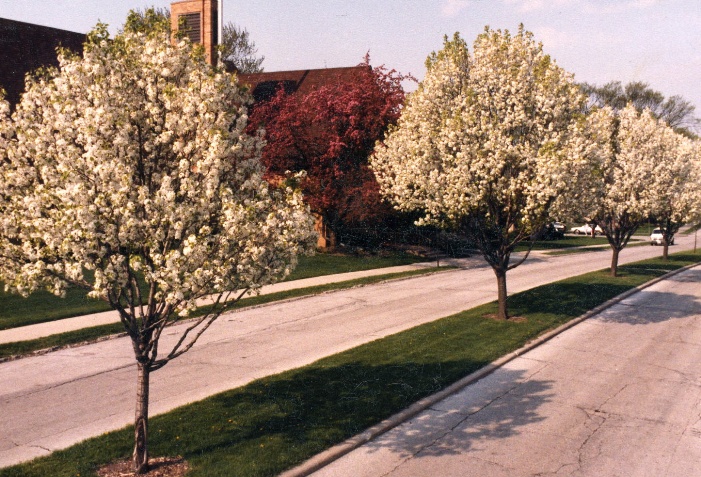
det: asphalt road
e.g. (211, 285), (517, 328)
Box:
(310, 265), (701, 477)
(0, 234), (698, 468)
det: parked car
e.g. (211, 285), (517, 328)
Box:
(539, 222), (566, 240)
(552, 222), (566, 235)
(570, 224), (603, 236)
(650, 228), (674, 246)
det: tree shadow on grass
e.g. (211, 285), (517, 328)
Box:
(507, 267), (701, 326)
(142, 358), (522, 475)
(507, 281), (632, 320)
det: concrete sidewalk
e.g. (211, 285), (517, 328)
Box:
(298, 265), (701, 477)
(0, 259), (465, 345)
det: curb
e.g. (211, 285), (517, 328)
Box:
(279, 261), (700, 477)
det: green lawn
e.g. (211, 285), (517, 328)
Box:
(635, 223), (657, 236)
(545, 238), (650, 256)
(3, 251), (698, 477)
(515, 235), (611, 252)
(0, 252), (427, 332)
(284, 251), (426, 281)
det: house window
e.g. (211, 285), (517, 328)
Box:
(179, 13), (201, 43)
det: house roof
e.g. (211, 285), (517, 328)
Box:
(237, 65), (369, 102)
(0, 18), (86, 106)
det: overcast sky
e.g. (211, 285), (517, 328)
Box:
(2, 0), (699, 117)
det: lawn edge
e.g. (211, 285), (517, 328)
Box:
(280, 261), (701, 477)
(0, 267), (454, 363)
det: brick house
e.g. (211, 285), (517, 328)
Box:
(0, 17), (85, 106)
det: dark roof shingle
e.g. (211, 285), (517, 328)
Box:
(237, 66), (368, 102)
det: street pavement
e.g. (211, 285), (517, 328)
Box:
(309, 265), (701, 477)
(0, 262), (440, 344)
(0, 234), (698, 469)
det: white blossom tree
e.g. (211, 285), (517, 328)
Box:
(0, 12), (315, 474)
(651, 133), (701, 259)
(567, 104), (687, 275)
(371, 27), (584, 320)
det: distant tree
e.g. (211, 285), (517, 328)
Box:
(248, 56), (410, 245)
(650, 132), (701, 259)
(0, 11), (315, 474)
(125, 6), (172, 31)
(128, 8), (264, 73)
(221, 22), (265, 73)
(567, 105), (686, 275)
(371, 27), (585, 320)
(581, 80), (698, 136)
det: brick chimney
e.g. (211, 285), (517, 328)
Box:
(171, 0), (218, 65)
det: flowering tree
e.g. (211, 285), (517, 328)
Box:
(371, 27), (584, 320)
(0, 12), (315, 474)
(568, 105), (686, 275)
(650, 132), (701, 259)
(247, 57), (410, 245)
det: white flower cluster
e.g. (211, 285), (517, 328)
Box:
(566, 104), (701, 236)
(371, 27), (584, 240)
(0, 22), (317, 317)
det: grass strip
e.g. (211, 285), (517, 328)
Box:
(0, 252), (428, 332)
(514, 236), (611, 252)
(282, 252), (427, 281)
(546, 246), (608, 256)
(2, 252), (699, 477)
(545, 240), (660, 256)
(0, 267), (446, 360)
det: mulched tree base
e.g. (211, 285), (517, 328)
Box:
(97, 456), (189, 477)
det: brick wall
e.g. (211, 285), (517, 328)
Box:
(171, 0), (218, 65)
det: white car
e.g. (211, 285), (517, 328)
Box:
(650, 228), (674, 246)
(552, 222), (566, 235)
(570, 224), (603, 236)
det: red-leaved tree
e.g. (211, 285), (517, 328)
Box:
(247, 56), (412, 246)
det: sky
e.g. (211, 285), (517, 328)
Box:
(1, 0), (700, 120)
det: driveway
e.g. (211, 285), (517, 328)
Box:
(0, 234), (698, 468)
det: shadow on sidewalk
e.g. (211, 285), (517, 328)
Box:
(359, 367), (554, 458)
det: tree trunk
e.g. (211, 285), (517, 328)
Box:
(134, 362), (150, 474)
(610, 247), (620, 277)
(663, 241), (669, 260)
(495, 268), (509, 320)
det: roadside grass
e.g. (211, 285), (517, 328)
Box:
(0, 267), (445, 360)
(681, 223), (701, 234)
(3, 251), (699, 477)
(545, 246), (608, 256)
(0, 252), (427, 332)
(515, 236), (611, 252)
(0, 286), (111, 332)
(545, 239), (650, 256)
(636, 223), (657, 236)
(284, 251), (426, 281)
